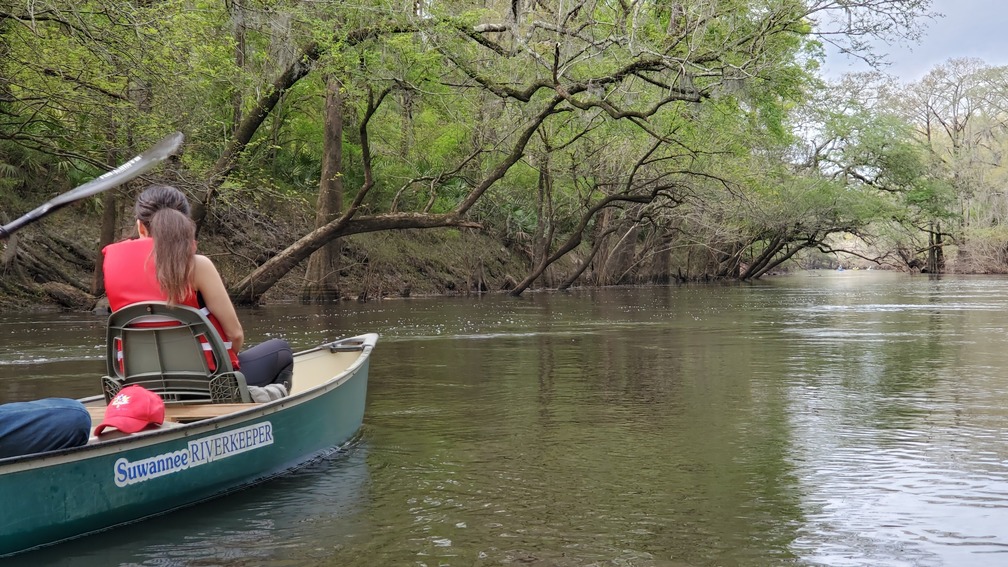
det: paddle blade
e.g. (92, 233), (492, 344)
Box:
(1, 132), (184, 240)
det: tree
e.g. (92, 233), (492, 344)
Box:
(895, 59), (1008, 272)
(0, 0), (939, 303)
(301, 76), (346, 302)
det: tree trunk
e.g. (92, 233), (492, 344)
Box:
(602, 223), (638, 285)
(558, 226), (618, 290)
(510, 193), (655, 296)
(230, 212), (480, 304)
(926, 221), (944, 273)
(229, 0), (247, 135)
(590, 207), (614, 285)
(935, 221), (945, 273)
(642, 230), (671, 284)
(91, 190), (118, 296)
(93, 121), (127, 296)
(302, 76), (345, 303)
(531, 150), (554, 285)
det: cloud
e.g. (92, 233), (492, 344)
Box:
(822, 0), (1008, 81)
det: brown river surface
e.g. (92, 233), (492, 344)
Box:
(2, 270), (1008, 566)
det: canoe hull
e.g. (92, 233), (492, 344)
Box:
(0, 334), (375, 557)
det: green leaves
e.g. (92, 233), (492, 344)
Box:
(0, 0), (943, 287)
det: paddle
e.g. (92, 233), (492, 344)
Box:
(0, 132), (184, 240)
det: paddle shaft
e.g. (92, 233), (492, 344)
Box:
(0, 132), (184, 240)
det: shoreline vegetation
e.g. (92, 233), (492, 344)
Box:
(1, 194), (912, 314)
(8, 3), (1008, 313)
(0, 198), (529, 313)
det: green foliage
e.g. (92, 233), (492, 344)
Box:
(0, 0), (942, 289)
(903, 178), (958, 221)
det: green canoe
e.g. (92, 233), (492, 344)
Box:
(0, 333), (377, 557)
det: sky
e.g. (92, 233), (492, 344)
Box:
(822, 0), (1008, 81)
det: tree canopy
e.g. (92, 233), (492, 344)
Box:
(13, 0), (1005, 305)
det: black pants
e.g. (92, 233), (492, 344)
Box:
(238, 339), (293, 387)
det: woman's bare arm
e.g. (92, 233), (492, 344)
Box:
(192, 254), (244, 352)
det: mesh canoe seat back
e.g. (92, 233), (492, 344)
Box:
(101, 302), (251, 405)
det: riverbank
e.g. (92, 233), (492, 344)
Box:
(0, 196), (536, 312)
(0, 187), (920, 313)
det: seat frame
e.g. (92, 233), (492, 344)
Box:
(101, 302), (251, 404)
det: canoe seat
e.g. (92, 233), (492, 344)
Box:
(101, 302), (252, 405)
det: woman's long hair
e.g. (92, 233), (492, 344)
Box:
(135, 185), (195, 305)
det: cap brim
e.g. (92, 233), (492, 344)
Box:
(93, 415), (156, 435)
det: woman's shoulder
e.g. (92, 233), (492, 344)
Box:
(193, 253), (219, 271)
(192, 253), (225, 281)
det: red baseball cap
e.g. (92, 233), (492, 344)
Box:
(94, 385), (166, 435)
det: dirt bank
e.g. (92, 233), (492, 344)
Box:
(0, 195), (535, 312)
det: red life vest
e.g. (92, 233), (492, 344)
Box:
(102, 238), (240, 371)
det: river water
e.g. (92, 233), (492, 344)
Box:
(2, 270), (1008, 566)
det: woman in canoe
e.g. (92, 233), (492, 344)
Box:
(102, 185), (292, 394)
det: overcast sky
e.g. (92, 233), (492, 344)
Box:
(822, 0), (1008, 81)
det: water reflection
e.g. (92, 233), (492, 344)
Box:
(776, 272), (1008, 565)
(3, 271), (1008, 565)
